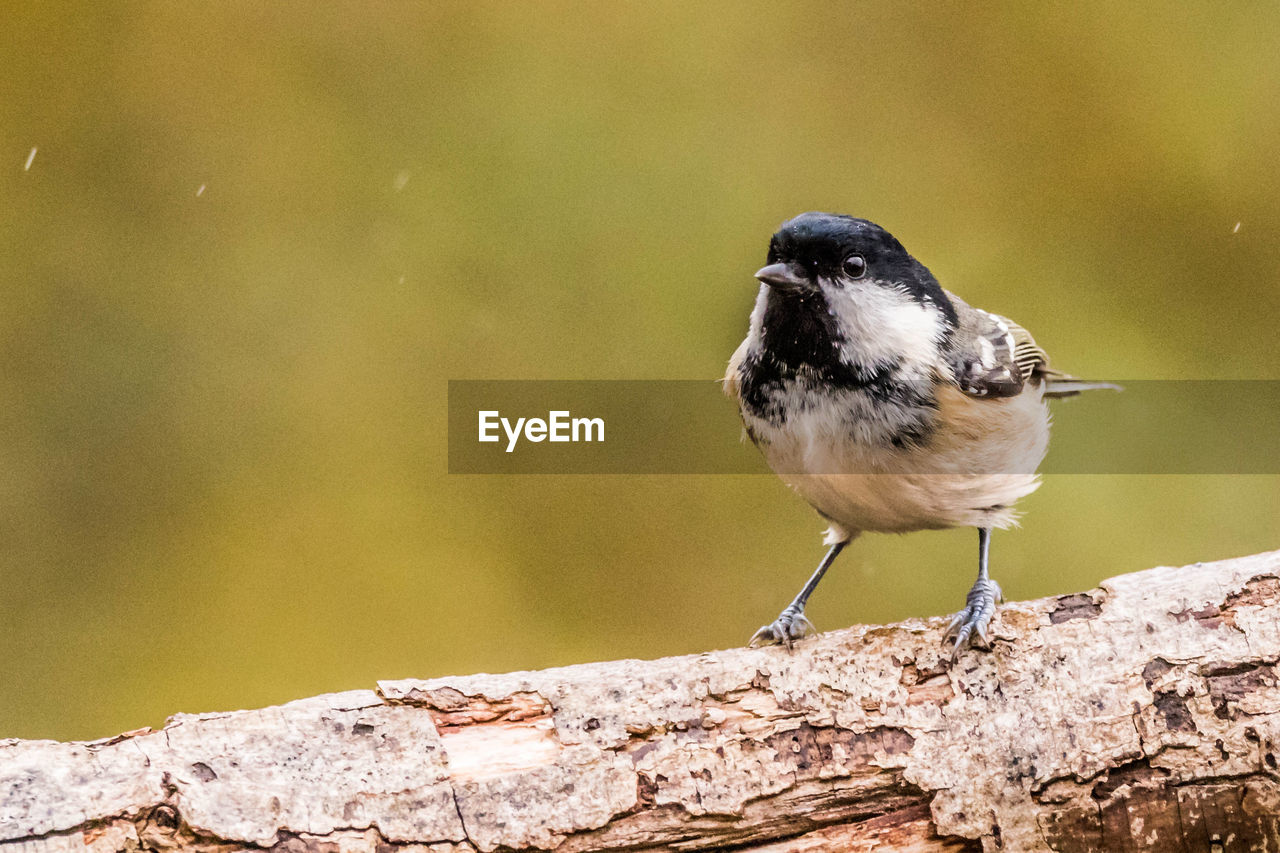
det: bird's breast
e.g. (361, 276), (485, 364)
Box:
(738, 374), (1051, 533)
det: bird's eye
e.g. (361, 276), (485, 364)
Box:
(842, 254), (867, 279)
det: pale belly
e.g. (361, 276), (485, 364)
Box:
(752, 385), (1051, 540)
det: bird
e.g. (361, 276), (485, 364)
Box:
(724, 212), (1117, 656)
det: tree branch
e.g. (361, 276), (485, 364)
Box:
(5, 551), (1280, 852)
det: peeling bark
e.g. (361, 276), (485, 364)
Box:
(5, 551), (1280, 852)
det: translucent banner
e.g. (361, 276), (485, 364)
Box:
(447, 380), (1280, 474)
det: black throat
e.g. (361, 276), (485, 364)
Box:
(758, 288), (847, 374)
(738, 287), (908, 422)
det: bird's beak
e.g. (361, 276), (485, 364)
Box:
(754, 262), (810, 292)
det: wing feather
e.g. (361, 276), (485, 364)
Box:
(943, 291), (1119, 399)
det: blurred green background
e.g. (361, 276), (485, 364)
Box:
(3, 2), (1278, 741)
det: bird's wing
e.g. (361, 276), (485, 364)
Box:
(943, 292), (1120, 399)
(943, 292), (1059, 398)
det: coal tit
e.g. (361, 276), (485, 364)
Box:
(725, 212), (1117, 655)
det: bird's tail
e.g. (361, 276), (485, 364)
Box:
(1043, 378), (1123, 398)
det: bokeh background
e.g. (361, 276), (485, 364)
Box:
(3, 1), (1278, 741)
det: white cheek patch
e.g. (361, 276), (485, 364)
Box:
(827, 280), (945, 374)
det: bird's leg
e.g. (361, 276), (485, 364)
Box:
(945, 527), (1003, 657)
(750, 541), (846, 649)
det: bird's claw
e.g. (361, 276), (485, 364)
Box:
(945, 578), (1002, 659)
(749, 606), (815, 649)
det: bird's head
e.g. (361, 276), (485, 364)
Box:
(751, 213), (956, 372)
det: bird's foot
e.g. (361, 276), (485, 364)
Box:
(749, 604), (815, 649)
(945, 577), (1002, 658)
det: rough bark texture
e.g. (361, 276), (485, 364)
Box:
(5, 551), (1280, 852)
